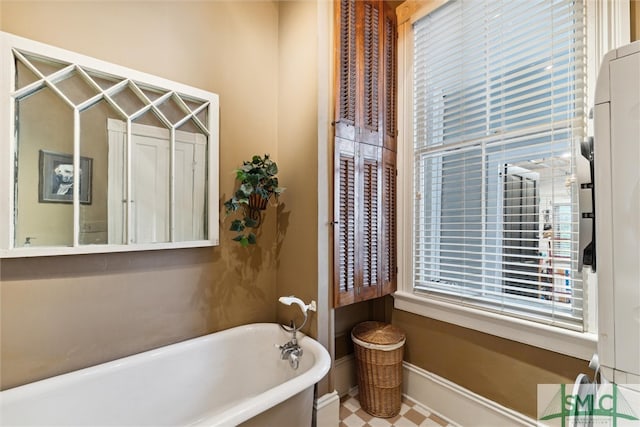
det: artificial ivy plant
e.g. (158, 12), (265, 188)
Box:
(224, 154), (284, 246)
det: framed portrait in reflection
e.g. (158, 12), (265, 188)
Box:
(39, 150), (92, 204)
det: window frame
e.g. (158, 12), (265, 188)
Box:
(395, 0), (630, 359)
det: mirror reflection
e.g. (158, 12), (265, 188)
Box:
(9, 41), (217, 253)
(501, 155), (575, 302)
(15, 84), (75, 247)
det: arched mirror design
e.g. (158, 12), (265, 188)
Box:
(0, 32), (219, 257)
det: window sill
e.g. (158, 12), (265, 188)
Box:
(393, 290), (597, 360)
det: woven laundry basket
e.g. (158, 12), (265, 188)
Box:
(351, 321), (406, 418)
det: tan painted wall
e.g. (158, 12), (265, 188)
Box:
(633, 0), (639, 41)
(391, 310), (586, 418)
(275, 1), (319, 337)
(0, 1), (283, 390)
(274, 1), (336, 396)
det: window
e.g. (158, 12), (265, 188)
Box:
(405, 0), (588, 331)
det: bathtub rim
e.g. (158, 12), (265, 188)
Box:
(190, 323), (331, 426)
(0, 322), (331, 427)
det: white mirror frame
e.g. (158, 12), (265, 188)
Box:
(0, 31), (219, 257)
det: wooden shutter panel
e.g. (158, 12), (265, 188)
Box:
(357, 0), (382, 145)
(359, 143), (382, 301)
(333, 0), (397, 307)
(335, 0), (357, 141)
(383, 2), (397, 151)
(381, 148), (397, 296)
(363, 2), (379, 132)
(334, 138), (358, 307)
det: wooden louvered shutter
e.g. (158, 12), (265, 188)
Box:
(381, 148), (397, 296)
(334, 138), (358, 307)
(359, 143), (382, 301)
(357, 0), (382, 145)
(335, 0), (357, 141)
(333, 0), (397, 308)
(382, 1), (397, 151)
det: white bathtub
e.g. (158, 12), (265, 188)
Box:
(0, 323), (330, 426)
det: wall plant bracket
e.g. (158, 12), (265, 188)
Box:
(224, 154), (284, 246)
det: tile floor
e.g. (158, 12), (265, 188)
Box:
(339, 389), (457, 427)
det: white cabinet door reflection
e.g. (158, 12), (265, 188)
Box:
(174, 137), (206, 242)
(107, 119), (206, 244)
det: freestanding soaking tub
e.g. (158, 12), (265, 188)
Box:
(0, 323), (330, 426)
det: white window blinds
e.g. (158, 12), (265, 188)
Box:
(412, 0), (586, 330)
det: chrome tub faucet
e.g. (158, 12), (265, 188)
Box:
(277, 296), (316, 370)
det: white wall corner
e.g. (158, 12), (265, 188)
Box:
(334, 355), (357, 398)
(403, 362), (538, 427)
(314, 390), (340, 427)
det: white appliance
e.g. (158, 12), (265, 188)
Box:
(591, 39), (640, 386)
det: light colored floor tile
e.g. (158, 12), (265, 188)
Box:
(419, 418), (444, 427)
(342, 413), (366, 427)
(394, 417), (420, 427)
(339, 392), (457, 427)
(367, 417), (394, 427)
(398, 402), (412, 415)
(343, 397), (361, 412)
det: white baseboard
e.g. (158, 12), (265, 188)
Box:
(314, 390), (339, 427)
(404, 362), (537, 427)
(333, 355), (536, 426)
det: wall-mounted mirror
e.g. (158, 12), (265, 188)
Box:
(0, 32), (219, 257)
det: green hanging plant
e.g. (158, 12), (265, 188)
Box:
(224, 154), (285, 246)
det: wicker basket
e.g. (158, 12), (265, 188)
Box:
(351, 321), (406, 418)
